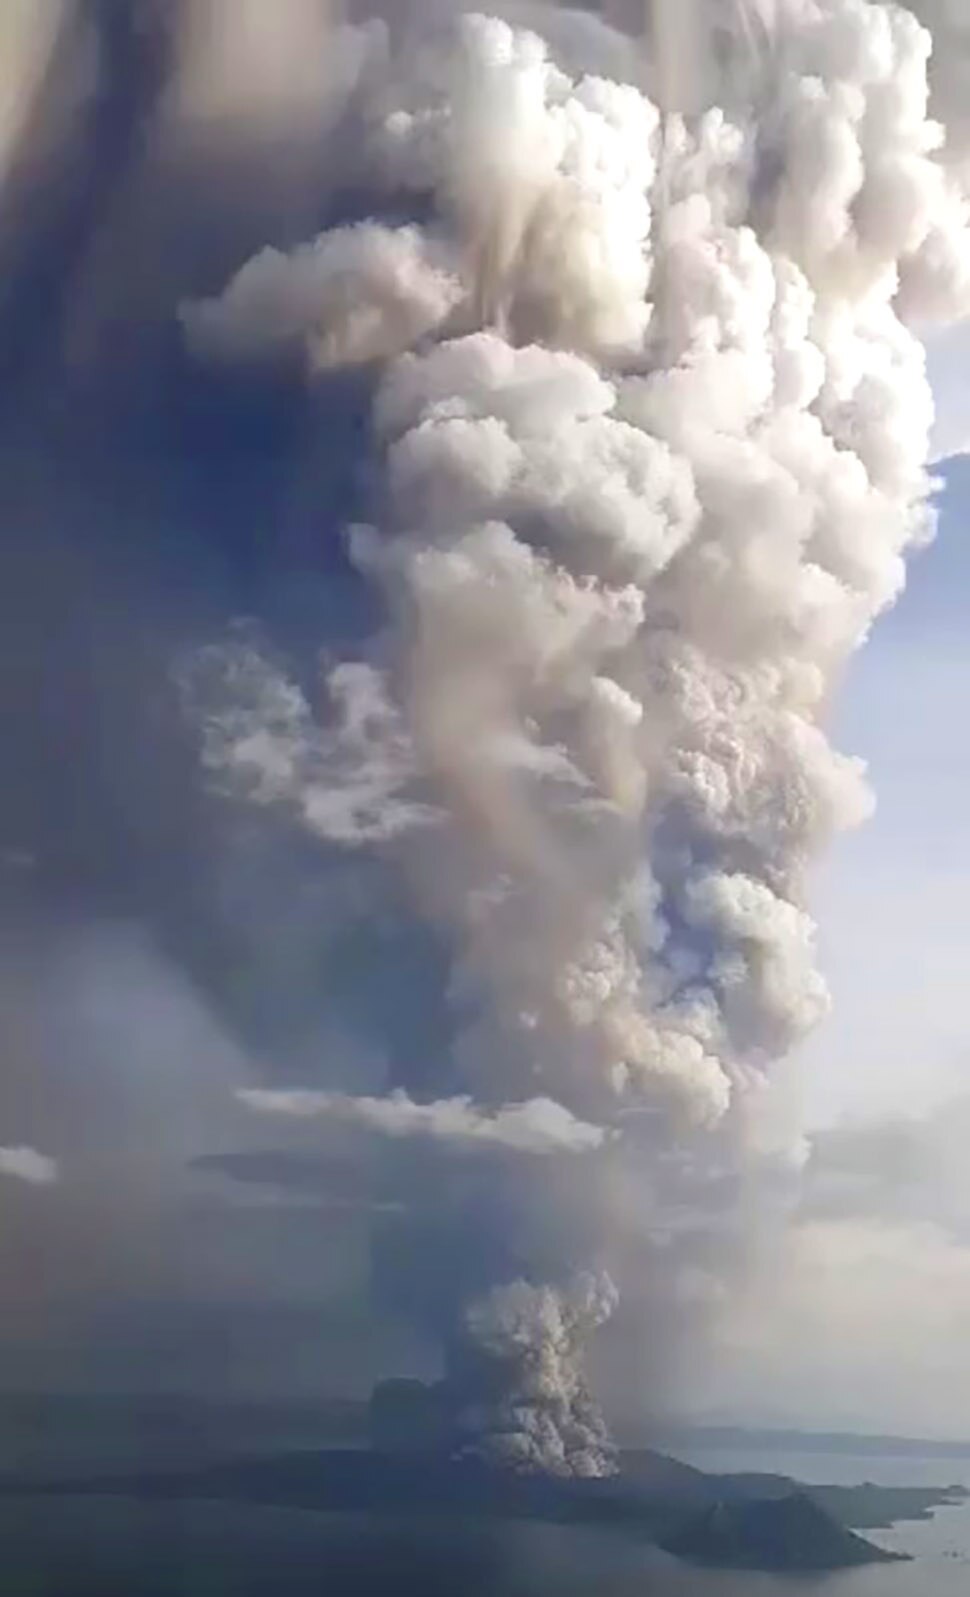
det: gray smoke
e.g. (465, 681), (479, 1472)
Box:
(182, 0), (970, 1473)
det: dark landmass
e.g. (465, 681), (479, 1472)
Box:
(659, 1492), (905, 1571)
(626, 1454), (968, 1530)
(2, 1443), (948, 1572)
(811, 1481), (969, 1529)
(2, 1393), (965, 1573)
(0, 1450), (683, 1535)
(623, 1450), (967, 1530)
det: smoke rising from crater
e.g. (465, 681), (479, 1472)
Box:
(183, 0), (970, 1473)
(451, 1272), (619, 1477)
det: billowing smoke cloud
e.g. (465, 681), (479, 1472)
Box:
(451, 1272), (618, 1476)
(182, 0), (970, 1473)
(181, 224), (466, 371)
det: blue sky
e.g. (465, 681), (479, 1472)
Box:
(694, 450), (970, 1435)
(799, 454), (970, 1129)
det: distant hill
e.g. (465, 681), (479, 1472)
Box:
(649, 1422), (970, 1459)
(659, 1491), (906, 1571)
(811, 1480), (970, 1530)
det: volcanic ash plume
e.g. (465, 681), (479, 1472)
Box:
(450, 1273), (619, 1478)
(185, 0), (970, 1473)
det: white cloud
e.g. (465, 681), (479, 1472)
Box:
(238, 1087), (610, 1155)
(0, 1146), (58, 1185)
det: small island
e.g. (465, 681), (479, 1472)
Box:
(659, 1491), (906, 1570)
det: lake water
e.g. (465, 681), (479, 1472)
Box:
(1, 1444), (968, 1595)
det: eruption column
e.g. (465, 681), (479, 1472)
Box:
(185, 0), (970, 1473)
